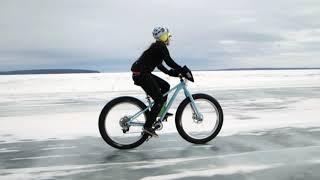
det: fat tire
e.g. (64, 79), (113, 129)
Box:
(99, 96), (149, 149)
(175, 93), (223, 144)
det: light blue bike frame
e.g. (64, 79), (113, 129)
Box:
(127, 78), (202, 126)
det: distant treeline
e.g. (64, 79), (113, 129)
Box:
(0, 69), (100, 75)
(206, 68), (320, 71)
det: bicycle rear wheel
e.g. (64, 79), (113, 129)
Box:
(99, 96), (149, 149)
(175, 93), (223, 144)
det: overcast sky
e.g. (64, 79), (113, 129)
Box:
(1, 0), (320, 72)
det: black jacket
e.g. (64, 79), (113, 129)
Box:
(131, 41), (181, 74)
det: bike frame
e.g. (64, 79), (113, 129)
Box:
(127, 77), (202, 126)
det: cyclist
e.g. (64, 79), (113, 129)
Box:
(131, 27), (183, 137)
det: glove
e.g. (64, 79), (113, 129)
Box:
(168, 69), (180, 77)
(181, 65), (194, 82)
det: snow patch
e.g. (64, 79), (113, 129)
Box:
(0, 148), (20, 153)
(40, 146), (77, 151)
(10, 154), (80, 161)
(308, 128), (320, 132)
(140, 164), (282, 180)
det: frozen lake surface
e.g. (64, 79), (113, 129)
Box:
(0, 70), (320, 179)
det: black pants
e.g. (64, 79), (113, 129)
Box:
(132, 73), (170, 128)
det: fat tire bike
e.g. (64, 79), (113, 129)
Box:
(99, 68), (223, 149)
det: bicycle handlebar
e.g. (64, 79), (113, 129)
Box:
(179, 71), (194, 82)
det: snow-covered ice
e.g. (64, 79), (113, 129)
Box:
(0, 70), (320, 179)
(0, 70), (319, 141)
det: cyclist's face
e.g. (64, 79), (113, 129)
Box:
(165, 34), (172, 46)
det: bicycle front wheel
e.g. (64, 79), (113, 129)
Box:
(99, 96), (148, 149)
(175, 93), (223, 144)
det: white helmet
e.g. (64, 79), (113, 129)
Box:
(152, 26), (169, 40)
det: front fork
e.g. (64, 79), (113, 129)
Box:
(182, 85), (203, 121)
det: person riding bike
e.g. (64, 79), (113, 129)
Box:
(131, 26), (183, 137)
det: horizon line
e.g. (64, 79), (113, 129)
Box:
(1, 67), (320, 75)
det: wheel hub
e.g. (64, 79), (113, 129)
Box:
(192, 113), (203, 124)
(119, 116), (130, 132)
